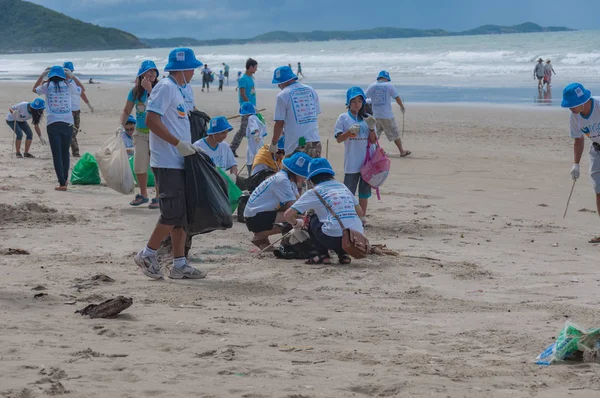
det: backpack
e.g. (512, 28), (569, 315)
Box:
(360, 140), (390, 200)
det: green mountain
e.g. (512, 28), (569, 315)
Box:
(141, 22), (573, 48)
(0, 0), (147, 54)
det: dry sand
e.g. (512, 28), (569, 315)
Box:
(1, 81), (600, 397)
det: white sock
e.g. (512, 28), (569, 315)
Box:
(173, 256), (187, 269)
(142, 246), (157, 257)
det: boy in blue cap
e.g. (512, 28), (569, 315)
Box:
(194, 116), (238, 175)
(366, 70), (409, 157)
(121, 115), (136, 156)
(562, 83), (600, 243)
(239, 102), (267, 175)
(134, 47), (206, 280)
(218, 70), (224, 91)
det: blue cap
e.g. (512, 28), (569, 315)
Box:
(207, 116), (233, 135)
(219, 70), (223, 73)
(239, 102), (256, 115)
(277, 135), (285, 150)
(47, 65), (66, 79)
(308, 158), (335, 179)
(272, 66), (298, 84)
(561, 83), (592, 108)
(377, 70), (391, 81)
(346, 86), (366, 106)
(63, 61), (74, 71)
(164, 48), (203, 72)
(29, 98), (45, 110)
(126, 115), (137, 124)
(137, 60), (159, 77)
(238, 71), (242, 75)
(282, 152), (311, 178)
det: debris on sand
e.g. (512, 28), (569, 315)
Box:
(0, 248), (30, 255)
(76, 296), (132, 319)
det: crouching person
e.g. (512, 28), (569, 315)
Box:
(244, 152), (311, 249)
(284, 158), (364, 265)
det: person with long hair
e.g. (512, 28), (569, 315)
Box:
(6, 98), (46, 157)
(33, 66), (74, 191)
(63, 61), (94, 157)
(118, 60), (160, 208)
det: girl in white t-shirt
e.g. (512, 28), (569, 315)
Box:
(33, 66), (74, 191)
(194, 116), (238, 175)
(334, 86), (377, 216)
(240, 102), (268, 175)
(6, 98), (46, 158)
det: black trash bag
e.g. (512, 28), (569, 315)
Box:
(184, 152), (233, 236)
(274, 240), (317, 260)
(189, 110), (211, 143)
(237, 193), (250, 223)
(236, 174), (248, 191)
(245, 169), (276, 192)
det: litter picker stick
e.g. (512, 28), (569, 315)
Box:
(12, 119), (16, 159)
(227, 108), (266, 120)
(325, 139), (329, 160)
(254, 230), (293, 258)
(563, 179), (577, 218)
(237, 164), (247, 176)
(402, 113), (405, 140)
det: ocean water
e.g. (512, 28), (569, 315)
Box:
(1, 30), (599, 105)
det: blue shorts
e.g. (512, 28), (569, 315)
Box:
(7, 120), (33, 140)
(344, 173), (372, 199)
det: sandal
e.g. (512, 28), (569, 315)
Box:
(338, 253), (352, 264)
(589, 236), (600, 244)
(55, 185), (67, 191)
(130, 194), (149, 206)
(305, 254), (331, 265)
(23, 153), (35, 158)
(400, 150), (412, 158)
(148, 198), (160, 209)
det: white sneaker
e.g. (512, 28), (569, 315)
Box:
(169, 264), (207, 280)
(134, 250), (163, 280)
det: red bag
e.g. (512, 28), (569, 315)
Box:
(360, 140), (390, 200)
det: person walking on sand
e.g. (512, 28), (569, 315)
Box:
(297, 62), (305, 79)
(270, 65), (322, 158)
(534, 58), (545, 90)
(118, 60), (160, 209)
(222, 63), (230, 85)
(134, 47), (206, 280)
(544, 60), (556, 89)
(563, 83), (600, 243)
(218, 70), (225, 91)
(6, 98), (47, 158)
(201, 64), (212, 92)
(33, 66), (74, 191)
(63, 61), (93, 158)
(230, 58), (258, 157)
(365, 70), (410, 157)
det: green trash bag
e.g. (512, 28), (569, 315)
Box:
(70, 153), (101, 185)
(128, 156), (155, 187)
(256, 113), (265, 124)
(217, 167), (243, 213)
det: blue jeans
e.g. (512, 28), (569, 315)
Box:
(47, 122), (72, 186)
(6, 120), (33, 140)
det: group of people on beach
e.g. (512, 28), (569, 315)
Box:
(534, 57), (556, 90)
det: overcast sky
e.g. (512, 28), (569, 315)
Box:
(28, 0), (600, 39)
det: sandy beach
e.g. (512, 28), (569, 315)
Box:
(1, 81), (600, 397)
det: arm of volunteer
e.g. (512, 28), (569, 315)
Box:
(272, 120), (284, 145)
(32, 71), (46, 93)
(574, 137), (584, 165)
(395, 96), (405, 110)
(81, 91), (91, 106)
(283, 207), (301, 225)
(120, 101), (135, 126)
(239, 87), (249, 102)
(355, 204), (364, 218)
(34, 123), (42, 137)
(146, 112), (179, 146)
(72, 76), (86, 93)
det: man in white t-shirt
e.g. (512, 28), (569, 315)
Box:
(365, 70), (410, 157)
(194, 116), (238, 175)
(562, 83), (600, 243)
(269, 65), (322, 158)
(134, 47), (206, 281)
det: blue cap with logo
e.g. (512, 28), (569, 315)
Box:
(63, 61), (74, 71)
(272, 66), (298, 84)
(164, 48), (203, 72)
(277, 135), (285, 150)
(239, 102), (256, 115)
(126, 115), (137, 124)
(30, 98), (45, 110)
(47, 65), (66, 79)
(308, 158), (335, 179)
(138, 60), (159, 77)
(346, 86), (366, 106)
(377, 70), (391, 81)
(282, 152), (311, 178)
(207, 116), (233, 135)
(561, 83), (592, 108)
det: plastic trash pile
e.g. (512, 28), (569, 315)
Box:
(536, 321), (600, 365)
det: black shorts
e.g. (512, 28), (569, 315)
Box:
(152, 168), (186, 226)
(245, 211), (277, 233)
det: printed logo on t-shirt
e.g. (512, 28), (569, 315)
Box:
(176, 104), (186, 118)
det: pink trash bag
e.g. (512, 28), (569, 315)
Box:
(360, 140), (390, 200)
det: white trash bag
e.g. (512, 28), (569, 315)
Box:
(95, 134), (135, 195)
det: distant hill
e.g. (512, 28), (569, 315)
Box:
(141, 22), (573, 48)
(0, 0), (147, 54)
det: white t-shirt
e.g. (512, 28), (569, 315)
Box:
(292, 180), (363, 238)
(6, 102), (31, 122)
(68, 79), (82, 111)
(35, 81), (73, 125)
(246, 114), (267, 166)
(365, 81), (400, 119)
(334, 112), (376, 174)
(147, 77), (191, 170)
(274, 82), (321, 154)
(181, 84), (195, 112)
(244, 171), (298, 218)
(194, 138), (237, 171)
(570, 98), (600, 144)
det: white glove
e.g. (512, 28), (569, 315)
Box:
(193, 145), (205, 154)
(348, 124), (361, 136)
(365, 115), (377, 130)
(176, 140), (196, 157)
(293, 218), (304, 230)
(87, 103), (94, 113)
(115, 125), (124, 135)
(253, 132), (261, 144)
(269, 143), (278, 154)
(570, 163), (580, 180)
